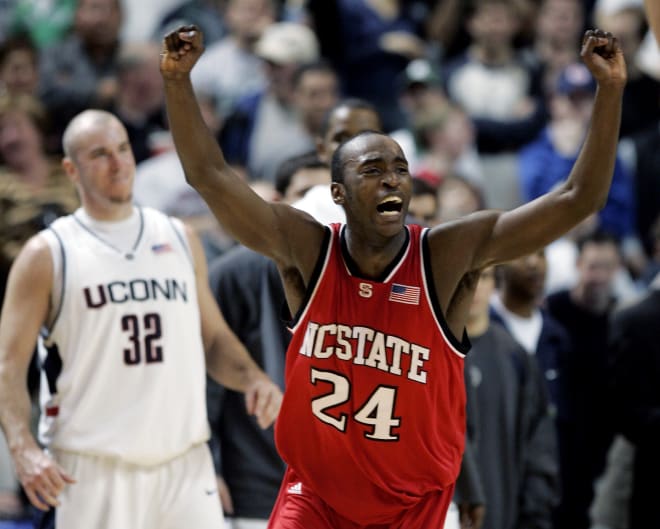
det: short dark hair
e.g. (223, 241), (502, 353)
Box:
(330, 130), (390, 184)
(319, 98), (380, 139)
(274, 151), (326, 196)
(292, 60), (336, 89)
(412, 177), (437, 197)
(0, 34), (37, 68)
(576, 229), (621, 254)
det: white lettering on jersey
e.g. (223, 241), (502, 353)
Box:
(297, 321), (430, 384)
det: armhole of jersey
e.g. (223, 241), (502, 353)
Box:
(289, 226), (333, 332)
(421, 229), (471, 357)
(41, 227), (66, 340)
(167, 216), (194, 267)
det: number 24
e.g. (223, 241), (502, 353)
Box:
(311, 368), (401, 441)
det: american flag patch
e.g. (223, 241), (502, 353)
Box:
(151, 243), (173, 254)
(388, 283), (420, 305)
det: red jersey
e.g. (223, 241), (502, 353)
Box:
(275, 223), (469, 525)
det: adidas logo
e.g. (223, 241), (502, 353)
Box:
(287, 482), (303, 495)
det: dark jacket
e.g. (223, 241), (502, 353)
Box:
(207, 245), (288, 519)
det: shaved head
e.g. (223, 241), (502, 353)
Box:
(62, 109), (123, 160)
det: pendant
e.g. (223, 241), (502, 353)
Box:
(125, 253), (134, 260)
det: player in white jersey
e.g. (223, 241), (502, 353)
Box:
(0, 109), (282, 529)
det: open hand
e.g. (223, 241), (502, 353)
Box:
(160, 25), (205, 79)
(580, 29), (627, 88)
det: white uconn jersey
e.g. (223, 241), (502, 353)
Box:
(38, 207), (209, 465)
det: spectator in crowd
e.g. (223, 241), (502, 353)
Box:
(38, 0), (123, 142)
(273, 150), (329, 203)
(519, 62), (635, 242)
(0, 94), (79, 302)
(0, 35), (39, 98)
(462, 267), (559, 529)
(434, 175), (484, 224)
(291, 61), (339, 139)
(414, 104), (483, 188)
(490, 249), (570, 415)
(110, 42), (169, 164)
(489, 248), (572, 527)
(442, 0), (547, 210)
(609, 268), (660, 529)
(595, 4), (660, 139)
(407, 176), (438, 227)
(532, 0), (585, 94)
(304, 0), (429, 131)
(629, 108), (660, 262)
(391, 58), (450, 175)
(219, 21), (321, 182)
(191, 0), (276, 119)
(546, 230), (622, 529)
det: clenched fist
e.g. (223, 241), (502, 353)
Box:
(160, 25), (205, 80)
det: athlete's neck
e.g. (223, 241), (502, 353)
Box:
(82, 201), (134, 222)
(344, 227), (407, 279)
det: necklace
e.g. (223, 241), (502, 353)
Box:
(73, 208), (145, 260)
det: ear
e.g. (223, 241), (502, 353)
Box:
(61, 157), (79, 184)
(330, 182), (345, 205)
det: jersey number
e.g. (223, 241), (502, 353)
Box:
(310, 368), (401, 441)
(121, 313), (163, 365)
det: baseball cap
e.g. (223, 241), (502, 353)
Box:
(556, 63), (596, 96)
(399, 59), (442, 91)
(255, 22), (319, 65)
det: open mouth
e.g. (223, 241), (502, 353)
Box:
(376, 196), (403, 216)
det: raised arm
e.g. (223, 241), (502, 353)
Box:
(185, 224), (281, 429)
(160, 26), (324, 276)
(0, 237), (74, 511)
(431, 30), (627, 273)
(645, 0), (660, 46)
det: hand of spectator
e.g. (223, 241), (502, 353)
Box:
(458, 502), (486, 529)
(379, 31), (426, 60)
(216, 475), (234, 515)
(13, 443), (75, 511)
(160, 25), (205, 79)
(245, 377), (282, 429)
(580, 29), (627, 88)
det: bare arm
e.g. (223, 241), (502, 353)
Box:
(645, 0), (660, 46)
(431, 31), (627, 274)
(186, 225), (281, 428)
(0, 237), (74, 510)
(160, 27), (325, 279)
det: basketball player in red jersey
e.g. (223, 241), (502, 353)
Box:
(160, 26), (626, 528)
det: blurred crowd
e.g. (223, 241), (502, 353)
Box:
(0, 0), (659, 529)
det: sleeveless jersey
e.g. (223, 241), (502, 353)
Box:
(275, 223), (470, 526)
(38, 207), (209, 465)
